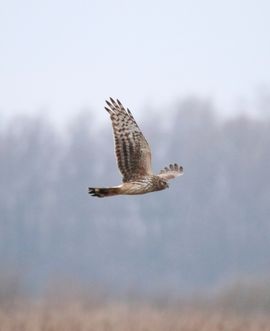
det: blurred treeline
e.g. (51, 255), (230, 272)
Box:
(0, 97), (270, 301)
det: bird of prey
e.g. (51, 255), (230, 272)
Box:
(88, 98), (183, 197)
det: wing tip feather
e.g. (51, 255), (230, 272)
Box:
(159, 163), (184, 180)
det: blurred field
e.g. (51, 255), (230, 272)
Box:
(1, 275), (270, 330)
(0, 302), (270, 331)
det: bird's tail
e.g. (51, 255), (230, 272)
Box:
(88, 186), (121, 198)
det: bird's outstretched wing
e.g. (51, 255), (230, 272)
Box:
(158, 163), (183, 180)
(105, 98), (153, 182)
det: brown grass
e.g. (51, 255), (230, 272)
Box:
(0, 302), (270, 331)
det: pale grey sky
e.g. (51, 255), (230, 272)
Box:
(1, 0), (270, 124)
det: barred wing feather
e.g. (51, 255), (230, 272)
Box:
(105, 98), (153, 182)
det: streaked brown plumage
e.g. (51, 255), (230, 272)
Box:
(88, 98), (183, 198)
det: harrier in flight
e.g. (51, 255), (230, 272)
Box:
(88, 98), (183, 197)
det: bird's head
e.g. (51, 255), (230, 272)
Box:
(158, 178), (169, 190)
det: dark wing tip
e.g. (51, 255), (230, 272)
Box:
(105, 106), (113, 114)
(105, 99), (112, 107)
(117, 99), (123, 106)
(173, 163), (183, 173)
(110, 97), (117, 106)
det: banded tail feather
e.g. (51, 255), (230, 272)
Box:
(88, 187), (121, 198)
